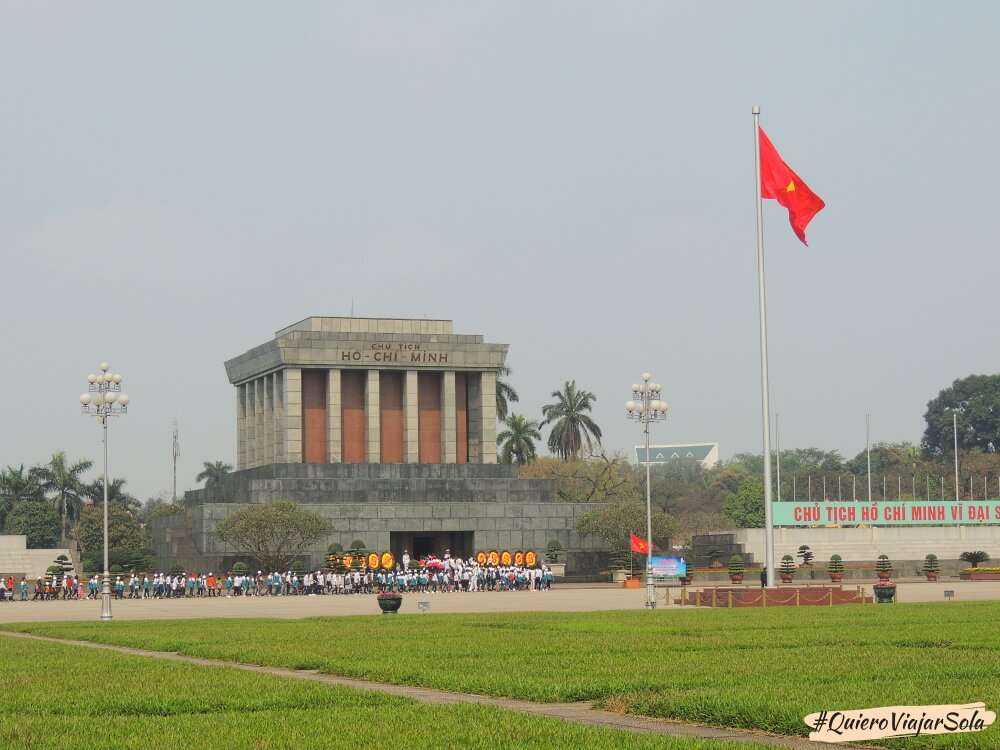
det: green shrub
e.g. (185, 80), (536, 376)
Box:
(779, 555), (796, 575)
(876, 554), (893, 574)
(960, 550), (990, 568)
(327, 543), (343, 555)
(349, 540), (366, 552)
(290, 560), (304, 576)
(796, 545), (813, 566)
(728, 554), (745, 576)
(231, 561), (249, 576)
(827, 554), (844, 574)
(545, 540), (563, 564)
(923, 554), (940, 573)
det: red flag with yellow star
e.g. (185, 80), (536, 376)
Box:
(759, 127), (825, 245)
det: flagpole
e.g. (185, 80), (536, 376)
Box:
(752, 105), (775, 589)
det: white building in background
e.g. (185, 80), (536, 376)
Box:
(635, 442), (720, 469)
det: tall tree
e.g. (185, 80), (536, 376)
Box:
(0, 464), (43, 526)
(77, 503), (151, 572)
(541, 380), (602, 459)
(3, 500), (60, 549)
(86, 478), (140, 513)
(576, 499), (676, 551)
(722, 478), (765, 528)
(35, 452), (93, 546)
(922, 375), (1000, 456)
(215, 500), (333, 571)
(196, 460), (233, 489)
(495, 365), (519, 422)
(496, 414), (542, 464)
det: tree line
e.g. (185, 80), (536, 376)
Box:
(0, 452), (150, 571)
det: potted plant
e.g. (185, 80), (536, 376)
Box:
(609, 547), (630, 584)
(875, 554), (893, 582)
(923, 554), (940, 582)
(960, 551), (990, 569)
(873, 554), (895, 603)
(376, 591), (403, 614)
(545, 540), (566, 578)
(728, 554), (745, 584)
(679, 565), (693, 586)
(779, 555), (796, 583)
(827, 554), (844, 583)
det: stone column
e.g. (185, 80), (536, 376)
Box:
(274, 372), (286, 463)
(366, 370), (380, 463)
(284, 368), (303, 464)
(266, 377), (275, 465)
(480, 371), (497, 464)
(405, 370), (419, 463)
(467, 375), (482, 463)
(255, 379), (265, 468)
(442, 371), (457, 463)
(327, 368), (342, 463)
(236, 384), (246, 470)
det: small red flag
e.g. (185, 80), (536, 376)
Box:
(759, 127), (825, 245)
(630, 533), (650, 555)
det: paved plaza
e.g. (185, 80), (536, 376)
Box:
(1, 580), (997, 623)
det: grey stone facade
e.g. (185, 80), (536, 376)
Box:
(150, 464), (607, 574)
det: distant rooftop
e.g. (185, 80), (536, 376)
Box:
(276, 316), (454, 337)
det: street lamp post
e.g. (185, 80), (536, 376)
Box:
(625, 372), (668, 609)
(80, 362), (129, 621)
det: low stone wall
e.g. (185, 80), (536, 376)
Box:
(0, 535), (74, 580)
(151, 463), (608, 574)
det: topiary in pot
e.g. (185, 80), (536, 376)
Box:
(545, 540), (564, 564)
(728, 554), (745, 584)
(827, 554), (844, 582)
(231, 561), (249, 576)
(923, 553), (940, 581)
(960, 551), (990, 568)
(875, 554), (893, 581)
(290, 560), (304, 576)
(779, 555), (796, 583)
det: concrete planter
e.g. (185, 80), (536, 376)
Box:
(547, 562), (566, 578)
(960, 572), (1000, 581)
(873, 584), (896, 604)
(622, 578), (642, 589)
(612, 569), (628, 584)
(376, 594), (402, 614)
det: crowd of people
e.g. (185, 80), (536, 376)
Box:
(1, 553), (556, 602)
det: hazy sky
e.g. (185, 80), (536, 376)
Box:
(3, 2), (998, 501)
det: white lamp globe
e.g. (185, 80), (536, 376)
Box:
(117, 394), (129, 406)
(80, 394), (92, 406)
(104, 392), (118, 404)
(641, 372), (651, 381)
(87, 374), (97, 384)
(112, 373), (123, 384)
(631, 384), (640, 393)
(99, 362), (110, 372)
(660, 401), (669, 412)
(625, 400), (637, 413)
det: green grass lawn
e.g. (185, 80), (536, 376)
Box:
(6, 602), (1000, 748)
(0, 636), (763, 750)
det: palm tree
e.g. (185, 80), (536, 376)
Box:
(197, 460), (233, 489)
(35, 452), (93, 545)
(541, 380), (603, 460)
(496, 414), (542, 464)
(496, 365), (519, 422)
(86, 477), (140, 513)
(0, 464), (43, 526)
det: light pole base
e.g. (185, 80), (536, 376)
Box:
(100, 574), (113, 621)
(645, 579), (657, 609)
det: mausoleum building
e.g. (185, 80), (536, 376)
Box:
(151, 317), (607, 573)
